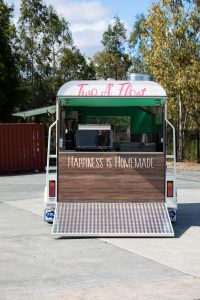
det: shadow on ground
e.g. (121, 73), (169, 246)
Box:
(174, 203), (200, 238)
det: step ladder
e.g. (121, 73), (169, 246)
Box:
(52, 202), (174, 237)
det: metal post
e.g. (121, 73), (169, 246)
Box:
(197, 130), (200, 164)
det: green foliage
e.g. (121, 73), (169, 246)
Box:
(130, 0), (200, 128)
(58, 48), (96, 83)
(93, 50), (130, 80)
(16, 0), (73, 109)
(0, 0), (199, 161)
(129, 0), (200, 159)
(93, 16), (131, 80)
(15, 0), (95, 111)
(129, 14), (148, 73)
(102, 16), (127, 54)
(0, 0), (19, 122)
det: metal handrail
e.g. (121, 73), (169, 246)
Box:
(46, 121), (56, 186)
(166, 119), (176, 196)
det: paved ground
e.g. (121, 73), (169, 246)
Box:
(0, 169), (200, 299)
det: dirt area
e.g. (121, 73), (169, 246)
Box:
(167, 161), (200, 171)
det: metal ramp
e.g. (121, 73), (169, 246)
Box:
(52, 202), (174, 237)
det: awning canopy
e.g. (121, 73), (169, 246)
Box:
(12, 105), (56, 118)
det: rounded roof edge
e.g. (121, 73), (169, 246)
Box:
(57, 80), (167, 97)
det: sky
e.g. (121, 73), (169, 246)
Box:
(6, 0), (154, 57)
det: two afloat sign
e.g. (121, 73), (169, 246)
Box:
(58, 80), (166, 97)
(77, 83), (146, 97)
(67, 156), (154, 169)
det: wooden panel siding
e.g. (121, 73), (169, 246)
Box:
(58, 152), (165, 202)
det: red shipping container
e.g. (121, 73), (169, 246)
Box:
(0, 124), (45, 173)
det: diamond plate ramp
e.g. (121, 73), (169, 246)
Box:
(52, 202), (174, 237)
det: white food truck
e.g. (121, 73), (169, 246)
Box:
(44, 74), (177, 237)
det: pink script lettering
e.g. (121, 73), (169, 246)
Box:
(77, 83), (147, 97)
(77, 84), (98, 96)
(119, 83), (146, 96)
(101, 83), (114, 96)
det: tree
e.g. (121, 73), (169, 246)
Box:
(93, 50), (130, 80)
(92, 16), (131, 80)
(16, 0), (47, 108)
(128, 14), (148, 73)
(57, 47), (96, 84)
(16, 0), (72, 109)
(129, 0), (200, 160)
(39, 5), (72, 94)
(0, 0), (19, 122)
(102, 16), (127, 54)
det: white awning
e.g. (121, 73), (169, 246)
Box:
(12, 105), (56, 118)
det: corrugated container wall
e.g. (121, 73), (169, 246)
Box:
(0, 124), (45, 173)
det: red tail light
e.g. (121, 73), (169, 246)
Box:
(167, 181), (173, 197)
(49, 180), (55, 197)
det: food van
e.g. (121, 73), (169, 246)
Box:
(44, 74), (177, 237)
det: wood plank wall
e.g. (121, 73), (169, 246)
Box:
(58, 152), (165, 202)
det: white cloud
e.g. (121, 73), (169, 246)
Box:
(6, 0), (114, 56)
(71, 19), (107, 33)
(44, 0), (112, 56)
(45, 0), (111, 23)
(72, 26), (104, 56)
(70, 19), (108, 56)
(6, 0), (20, 23)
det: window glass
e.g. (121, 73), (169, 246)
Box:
(86, 116), (131, 142)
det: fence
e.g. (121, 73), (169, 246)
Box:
(167, 128), (200, 162)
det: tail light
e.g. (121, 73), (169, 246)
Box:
(167, 181), (173, 197)
(49, 180), (55, 197)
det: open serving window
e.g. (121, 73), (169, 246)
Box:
(59, 106), (164, 153)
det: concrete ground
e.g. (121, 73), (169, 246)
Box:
(0, 169), (200, 299)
